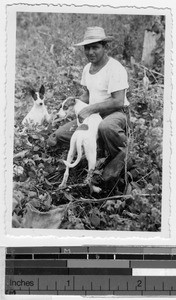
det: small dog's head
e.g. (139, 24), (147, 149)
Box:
(30, 85), (45, 106)
(58, 97), (76, 118)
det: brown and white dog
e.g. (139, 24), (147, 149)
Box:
(58, 97), (102, 193)
(22, 85), (51, 126)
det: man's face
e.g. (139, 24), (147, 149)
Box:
(84, 42), (106, 64)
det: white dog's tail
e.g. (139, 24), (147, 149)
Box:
(63, 138), (83, 168)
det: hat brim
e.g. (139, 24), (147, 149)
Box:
(74, 36), (113, 46)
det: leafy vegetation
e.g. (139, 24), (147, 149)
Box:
(13, 12), (164, 230)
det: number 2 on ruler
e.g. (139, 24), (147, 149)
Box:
(137, 280), (142, 288)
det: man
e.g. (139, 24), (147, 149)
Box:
(47, 26), (130, 181)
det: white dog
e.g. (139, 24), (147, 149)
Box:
(58, 97), (102, 193)
(22, 85), (51, 126)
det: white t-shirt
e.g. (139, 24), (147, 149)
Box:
(81, 57), (129, 106)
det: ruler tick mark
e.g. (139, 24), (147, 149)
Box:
(73, 276), (75, 290)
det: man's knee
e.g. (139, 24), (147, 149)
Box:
(98, 119), (109, 135)
(98, 117), (125, 137)
(98, 114), (127, 156)
(47, 121), (77, 147)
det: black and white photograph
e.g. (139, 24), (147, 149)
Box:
(6, 5), (171, 234)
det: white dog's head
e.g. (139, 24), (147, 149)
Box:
(58, 97), (88, 119)
(30, 85), (45, 106)
(58, 97), (76, 118)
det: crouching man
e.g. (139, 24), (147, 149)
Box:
(47, 26), (130, 181)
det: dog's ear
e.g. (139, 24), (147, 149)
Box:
(30, 89), (37, 100)
(39, 85), (45, 96)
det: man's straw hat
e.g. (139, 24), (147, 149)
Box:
(74, 26), (113, 46)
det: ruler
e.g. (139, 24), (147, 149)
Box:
(5, 246), (176, 296)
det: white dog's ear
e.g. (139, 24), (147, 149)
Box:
(30, 89), (37, 100)
(39, 85), (45, 96)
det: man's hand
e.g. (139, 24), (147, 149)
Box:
(78, 106), (92, 123)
